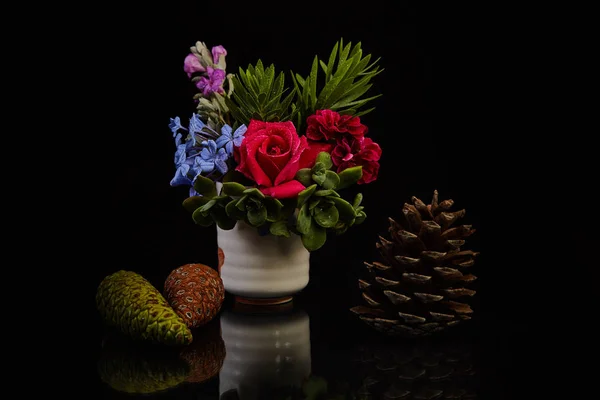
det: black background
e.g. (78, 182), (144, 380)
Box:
(85, 1), (540, 395)
(87, 1), (536, 329)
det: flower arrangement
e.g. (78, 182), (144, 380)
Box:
(170, 39), (383, 251)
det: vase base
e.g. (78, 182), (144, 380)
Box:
(234, 295), (293, 306)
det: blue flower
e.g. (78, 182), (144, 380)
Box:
(188, 114), (206, 145)
(174, 143), (188, 166)
(216, 124), (247, 155)
(197, 140), (229, 174)
(169, 116), (186, 136)
(170, 163), (192, 187)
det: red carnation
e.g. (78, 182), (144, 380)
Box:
(332, 136), (382, 184)
(306, 109), (368, 141)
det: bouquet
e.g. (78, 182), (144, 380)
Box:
(169, 39), (383, 251)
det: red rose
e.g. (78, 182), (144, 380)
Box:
(236, 120), (308, 199)
(306, 109), (368, 141)
(332, 136), (382, 184)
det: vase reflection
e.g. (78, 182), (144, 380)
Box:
(219, 306), (311, 400)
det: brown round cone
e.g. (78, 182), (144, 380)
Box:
(164, 264), (225, 329)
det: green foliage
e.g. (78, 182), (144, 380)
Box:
(224, 187), (282, 228)
(290, 152), (367, 251)
(226, 60), (298, 124)
(291, 39), (383, 131)
(337, 166), (363, 190)
(183, 178), (234, 229)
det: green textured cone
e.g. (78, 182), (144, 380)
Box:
(96, 271), (193, 346)
(98, 335), (190, 394)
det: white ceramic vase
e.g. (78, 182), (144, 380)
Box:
(215, 183), (310, 304)
(219, 309), (311, 400)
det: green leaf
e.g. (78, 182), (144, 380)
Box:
(309, 198), (321, 211)
(193, 175), (217, 198)
(330, 197), (356, 220)
(301, 223), (327, 251)
(319, 59), (328, 74)
(236, 195), (248, 211)
(226, 199), (246, 219)
(316, 59), (353, 107)
(315, 152), (333, 169)
(355, 210), (367, 225)
(271, 71), (285, 99)
(313, 206), (339, 228)
(309, 55), (318, 108)
(353, 193), (364, 209)
(338, 41), (352, 66)
(353, 107), (376, 118)
(336, 94), (382, 109)
(314, 189), (334, 197)
(312, 172), (326, 186)
(322, 170), (340, 190)
(264, 196), (283, 222)
(198, 199), (217, 216)
(295, 168), (313, 187)
(325, 41), (339, 83)
(297, 184), (317, 207)
(326, 190), (340, 197)
(337, 166), (363, 189)
(296, 203), (312, 234)
(331, 83), (372, 109)
(311, 162), (326, 175)
(247, 206), (267, 226)
(269, 220), (290, 237)
(222, 182), (246, 196)
(182, 196), (209, 214)
(334, 223), (349, 235)
(212, 206), (237, 230)
(192, 207), (214, 227)
(243, 188), (265, 198)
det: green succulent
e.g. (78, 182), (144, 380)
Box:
(294, 152), (366, 251)
(221, 183), (284, 228)
(182, 175), (236, 230)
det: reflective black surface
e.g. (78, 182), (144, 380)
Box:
(93, 291), (529, 399)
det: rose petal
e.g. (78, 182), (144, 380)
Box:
(258, 135), (290, 170)
(240, 132), (272, 186)
(260, 180), (306, 199)
(299, 141), (335, 169)
(257, 150), (283, 182)
(275, 135), (307, 185)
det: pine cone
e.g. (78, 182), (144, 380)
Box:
(351, 190), (479, 337)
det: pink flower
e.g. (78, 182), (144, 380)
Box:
(332, 136), (382, 184)
(195, 67), (226, 96)
(183, 53), (205, 78)
(236, 120), (308, 199)
(211, 45), (227, 65)
(306, 109), (368, 141)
